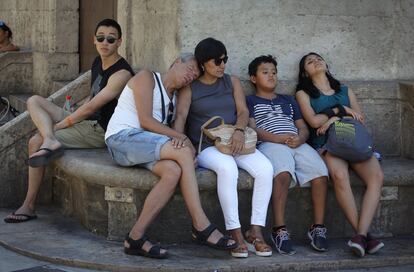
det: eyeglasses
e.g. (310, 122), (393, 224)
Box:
(213, 56), (228, 66)
(166, 102), (174, 126)
(95, 35), (117, 44)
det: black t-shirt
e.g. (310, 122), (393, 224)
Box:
(89, 56), (134, 130)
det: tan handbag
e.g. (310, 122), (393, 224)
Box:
(198, 116), (257, 155)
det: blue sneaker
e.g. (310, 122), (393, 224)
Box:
(270, 227), (296, 255)
(307, 225), (328, 252)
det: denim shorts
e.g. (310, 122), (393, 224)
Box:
(105, 128), (170, 170)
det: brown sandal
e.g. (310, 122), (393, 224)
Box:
(245, 231), (272, 257)
(231, 243), (248, 258)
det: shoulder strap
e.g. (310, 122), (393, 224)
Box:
(152, 72), (165, 123)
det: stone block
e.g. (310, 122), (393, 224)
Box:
(105, 187), (134, 203)
(127, 0), (180, 71)
(107, 201), (137, 240)
(380, 186), (399, 201)
(52, 10), (79, 53)
(0, 52), (33, 96)
(52, 148), (414, 243)
(54, 0), (79, 11)
(32, 52), (79, 97)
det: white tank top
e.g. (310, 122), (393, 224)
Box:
(105, 72), (176, 139)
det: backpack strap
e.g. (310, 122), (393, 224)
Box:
(152, 72), (165, 123)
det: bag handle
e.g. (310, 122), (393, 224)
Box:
(152, 72), (166, 123)
(198, 116), (225, 154)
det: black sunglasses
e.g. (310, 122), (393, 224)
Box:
(95, 35), (117, 44)
(166, 102), (174, 126)
(213, 56), (228, 66)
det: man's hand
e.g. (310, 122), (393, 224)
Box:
(171, 134), (189, 149)
(285, 135), (303, 148)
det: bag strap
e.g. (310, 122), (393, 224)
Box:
(152, 72), (165, 123)
(198, 116), (225, 154)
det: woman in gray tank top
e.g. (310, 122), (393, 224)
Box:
(175, 38), (274, 258)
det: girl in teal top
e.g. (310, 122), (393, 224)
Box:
(295, 52), (384, 258)
(308, 85), (350, 149)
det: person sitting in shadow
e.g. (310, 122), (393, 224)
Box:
(0, 20), (19, 52)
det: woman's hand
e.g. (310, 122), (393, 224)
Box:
(343, 105), (365, 123)
(317, 117), (340, 136)
(230, 130), (245, 155)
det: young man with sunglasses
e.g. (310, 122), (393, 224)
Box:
(4, 18), (134, 223)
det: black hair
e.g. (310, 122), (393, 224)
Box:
(248, 55), (278, 77)
(194, 37), (227, 75)
(296, 52), (341, 98)
(0, 21), (13, 39)
(94, 18), (122, 39)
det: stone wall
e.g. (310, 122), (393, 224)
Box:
(0, 52), (33, 97)
(0, 0), (79, 96)
(117, 0), (181, 71)
(178, 0), (414, 81)
(117, 0), (414, 81)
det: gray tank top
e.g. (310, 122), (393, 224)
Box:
(186, 73), (237, 152)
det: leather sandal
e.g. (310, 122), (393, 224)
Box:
(191, 224), (238, 251)
(245, 231), (272, 257)
(124, 233), (168, 259)
(231, 243), (248, 258)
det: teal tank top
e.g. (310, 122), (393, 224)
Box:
(309, 85), (350, 149)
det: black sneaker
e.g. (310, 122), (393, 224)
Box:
(307, 225), (328, 252)
(270, 227), (296, 255)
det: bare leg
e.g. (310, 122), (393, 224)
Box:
(6, 96), (70, 221)
(26, 95), (64, 157)
(126, 160), (181, 254)
(323, 153), (359, 231)
(351, 157), (383, 235)
(159, 142), (235, 246)
(310, 176), (328, 225)
(272, 172), (291, 227)
(5, 134), (45, 220)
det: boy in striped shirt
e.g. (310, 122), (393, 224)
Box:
(246, 55), (329, 255)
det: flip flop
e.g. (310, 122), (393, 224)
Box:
(28, 147), (64, 167)
(4, 212), (38, 223)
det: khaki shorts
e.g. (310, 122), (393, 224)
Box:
(55, 110), (105, 149)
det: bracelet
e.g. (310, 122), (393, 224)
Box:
(235, 127), (245, 133)
(66, 116), (74, 127)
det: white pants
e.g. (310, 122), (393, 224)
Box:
(197, 146), (273, 230)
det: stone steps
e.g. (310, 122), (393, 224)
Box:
(1, 208), (413, 272)
(8, 93), (32, 113)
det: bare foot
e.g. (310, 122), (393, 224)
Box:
(193, 224), (236, 247)
(5, 205), (36, 221)
(29, 138), (62, 159)
(125, 234), (167, 255)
